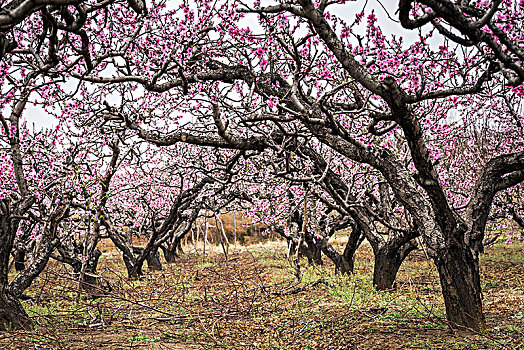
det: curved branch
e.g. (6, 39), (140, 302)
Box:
(0, 0), (85, 29)
(468, 151), (524, 245)
(398, 0), (437, 29)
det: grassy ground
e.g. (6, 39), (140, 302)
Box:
(0, 238), (522, 349)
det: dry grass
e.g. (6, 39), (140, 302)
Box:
(0, 238), (522, 349)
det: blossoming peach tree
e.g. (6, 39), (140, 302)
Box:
(1, 0), (524, 333)
(76, 0), (524, 331)
(0, 0), (150, 329)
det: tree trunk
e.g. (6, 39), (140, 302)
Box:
(435, 239), (484, 331)
(121, 249), (140, 279)
(373, 239), (417, 291)
(13, 249), (25, 272)
(301, 232), (323, 265)
(130, 247), (161, 274)
(319, 241), (353, 274)
(0, 290), (30, 331)
(78, 249), (102, 294)
(176, 239), (184, 255)
(302, 244), (323, 265)
(161, 236), (183, 264)
(127, 262), (142, 279)
(0, 201), (31, 330)
(161, 244), (178, 263)
(102, 216), (141, 279)
(373, 249), (403, 291)
(341, 226), (365, 274)
(300, 242), (323, 265)
(145, 247), (162, 271)
(319, 226), (364, 274)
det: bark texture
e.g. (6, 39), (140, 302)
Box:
(435, 237), (484, 330)
(0, 200), (30, 330)
(373, 239), (417, 291)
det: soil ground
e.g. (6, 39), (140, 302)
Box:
(0, 237), (522, 349)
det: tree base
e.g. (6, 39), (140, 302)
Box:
(0, 293), (30, 331)
(436, 243), (485, 332)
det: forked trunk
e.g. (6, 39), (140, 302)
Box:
(77, 249), (102, 294)
(127, 263), (143, 279)
(435, 238), (484, 331)
(161, 244), (178, 263)
(122, 254), (141, 279)
(321, 226), (364, 274)
(373, 249), (403, 291)
(132, 246), (162, 272)
(373, 239), (417, 291)
(161, 237), (183, 263)
(145, 248), (162, 271)
(286, 236), (323, 265)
